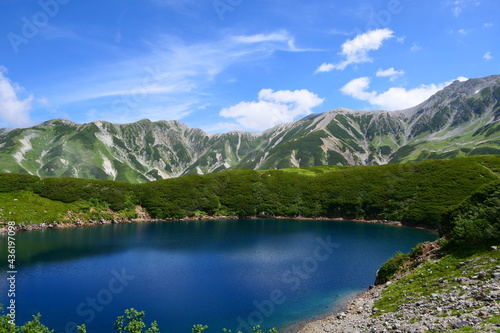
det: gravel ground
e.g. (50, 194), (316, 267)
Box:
(297, 256), (500, 333)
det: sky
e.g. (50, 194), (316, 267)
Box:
(0, 0), (499, 133)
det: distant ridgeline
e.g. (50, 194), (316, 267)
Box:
(0, 156), (499, 239)
(0, 75), (499, 183)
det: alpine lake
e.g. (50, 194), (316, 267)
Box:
(0, 219), (437, 333)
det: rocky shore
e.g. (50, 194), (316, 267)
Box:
(0, 215), (240, 233)
(2, 210), (496, 332)
(0, 213), (415, 234)
(297, 247), (500, 333)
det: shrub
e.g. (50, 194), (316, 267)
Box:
(443, 180), (500, 248)
(376, 251), (409, 284)
(0, 173), (39, 192)
(1, 307), (278, 333)
(409, 242), (425, 259)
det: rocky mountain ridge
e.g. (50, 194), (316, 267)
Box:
(0, 75), (499, 182)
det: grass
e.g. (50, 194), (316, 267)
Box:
(373, 248), (500, 314)
(0, 191), (137, 225)
(398, 117), (500, 162)
(277, 165), (349, 176)
(0, 191), (77, 224)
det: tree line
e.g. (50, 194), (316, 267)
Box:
(0, 155), (498, 242)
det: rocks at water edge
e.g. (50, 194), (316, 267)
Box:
(297, 251), (500, 333)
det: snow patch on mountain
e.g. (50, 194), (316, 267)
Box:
(13, 133), (37, 163)
(100, 153), (117, 179)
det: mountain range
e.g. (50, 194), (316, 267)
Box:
(0, 75), (499, 183)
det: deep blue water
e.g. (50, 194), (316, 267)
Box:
(0, 219), (437, 333)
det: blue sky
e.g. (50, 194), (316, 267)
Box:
(0, 0), (499, 132)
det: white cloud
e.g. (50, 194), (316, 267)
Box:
(340, 77), (375, 101)
(233, 31), (291, 44)
(0, 68), (34, 128)
(315, 63), (335, 73)
(50, 30), (306, 124)
(484, 52), (493, 60)
(233, 31), (313, 52)
(449, 0), (481, 17)
(396, 36), (406, 43)
(327, 29), (353, 36)
(410, 43), (422, 52)
(197, 103), (211, 110)
(205, 121), (244, 133)
(315, 28), (394, 73)
(376, 67), (405, 81)
(484, 22), (493, 28)
(340, 76), (465, 110)
(220, 89), (324, 131)
(458, 29), (468, 35)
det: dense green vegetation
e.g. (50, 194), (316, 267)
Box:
(0, 307), (277, 333)
(0, 156), (499, 231)
(369, 182), (499, 330)
(0, 175), (138, 224)
(1, 155), (499, 332)
(443, 180), (500, 248)
(375, 177), (500, 284)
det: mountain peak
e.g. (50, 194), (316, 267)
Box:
(442, 74), (499, 95)
(40, 118), (79, 127)
(1, 75), (499, 182)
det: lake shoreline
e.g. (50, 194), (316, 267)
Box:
(0, 214), (439, 234)
(292, 244), (500, 333)
(0, 215), (442, 332)
(292, 284), (386, 333)
(279, 289), (367, 333)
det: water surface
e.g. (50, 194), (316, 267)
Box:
(0, 219), (437, 332)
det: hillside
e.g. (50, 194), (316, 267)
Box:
(1, 156), (499, 232)
(300, 182), (500, 332)
(1, 156), (499, 332)
(300, 245), (500, 333)
(1, 157), (499, 332)
(0, 75), (498, 183)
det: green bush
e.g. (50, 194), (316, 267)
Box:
(0, 307), (278, 333)
(0, 155), (498, 228)
(114, 308), (159, 333)
(443, 180), (500, 248)
(376, 251), (409, 284)
(409, 242), (425, 259)
(0, 305), (16, 333)
(0, 173), (39, 193)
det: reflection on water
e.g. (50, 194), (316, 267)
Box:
(0, 219), (436, 333)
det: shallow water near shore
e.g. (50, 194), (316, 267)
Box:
(0, 219), (436, 332)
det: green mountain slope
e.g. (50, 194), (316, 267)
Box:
(0, 75), (499, 183)
(1, 156), (499, 228)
